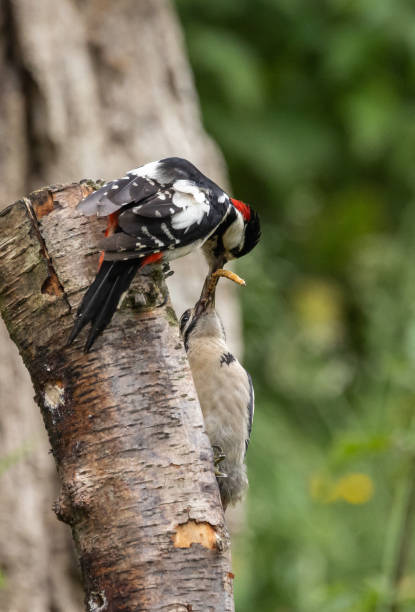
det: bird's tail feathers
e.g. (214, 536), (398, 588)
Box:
(67, 260), (140, 351)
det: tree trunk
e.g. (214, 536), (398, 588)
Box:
(0, 181), (234, 611)
(0, 2), (241, 609)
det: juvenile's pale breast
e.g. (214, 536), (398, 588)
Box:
(187, 339), (250, 464)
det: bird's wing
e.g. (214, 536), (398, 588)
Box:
(99, 179), (227, 258)
(245, 372), (255, 455)
(78, 171), (160, 217)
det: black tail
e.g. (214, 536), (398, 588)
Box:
(67, 260), (140, 351)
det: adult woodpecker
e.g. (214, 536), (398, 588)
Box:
(68, 157), (260, 351)
(180, 270), (254, 510)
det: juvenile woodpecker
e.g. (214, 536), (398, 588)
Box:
(68, 157), (260, 351)
(180, 270), (254, 510)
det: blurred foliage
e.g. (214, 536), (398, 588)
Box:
(175, 0), (415, 610)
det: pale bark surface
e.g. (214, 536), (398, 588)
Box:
(0, 1), (241, 610)
(0, 182), (234, 611)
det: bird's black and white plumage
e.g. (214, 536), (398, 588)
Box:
(68, 157), (260, 351)
(180, 273), (254, 510)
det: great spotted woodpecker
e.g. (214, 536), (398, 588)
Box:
(180, 270), (254, 510)
(68, 157), (260, 351)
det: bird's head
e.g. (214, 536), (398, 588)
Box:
(229, 199), (261, 259)
(180, 269), (245, 350)
(202, 199), (260, 272)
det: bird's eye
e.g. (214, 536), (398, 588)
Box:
(180, 309), (191, 333)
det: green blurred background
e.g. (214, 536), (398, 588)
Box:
(175, 1), (415, 610)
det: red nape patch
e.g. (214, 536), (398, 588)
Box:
(105, 212), (119, 237)
(231, 198), (251, 221)
(140, 252), (163, 268)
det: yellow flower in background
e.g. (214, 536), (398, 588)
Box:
(310, 472), (374, 504)
(330, 473), (374, 504)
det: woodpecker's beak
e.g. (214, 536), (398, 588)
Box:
(194, 269), (246, 316)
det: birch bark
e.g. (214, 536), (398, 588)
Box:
(0, 182), (234, 611)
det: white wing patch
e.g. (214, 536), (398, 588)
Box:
(171, 201), (210, 231)
(173, 179), (207, 204)
(129, 160), (162, 181)
(171, 191), (195, 209)
(171, 180), (210, 232)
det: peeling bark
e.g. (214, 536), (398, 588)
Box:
(0, 183), (234, 611)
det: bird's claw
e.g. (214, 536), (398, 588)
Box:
(215, 468), (228, 478)
(212, 444), (226, 464)
(212, 445), (228, 478)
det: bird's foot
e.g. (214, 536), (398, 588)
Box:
(212, 445), (227, 478)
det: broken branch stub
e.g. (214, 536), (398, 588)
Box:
(0, 182), (234, 611)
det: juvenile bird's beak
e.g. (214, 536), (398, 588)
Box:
(194, 269), (246, 317)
